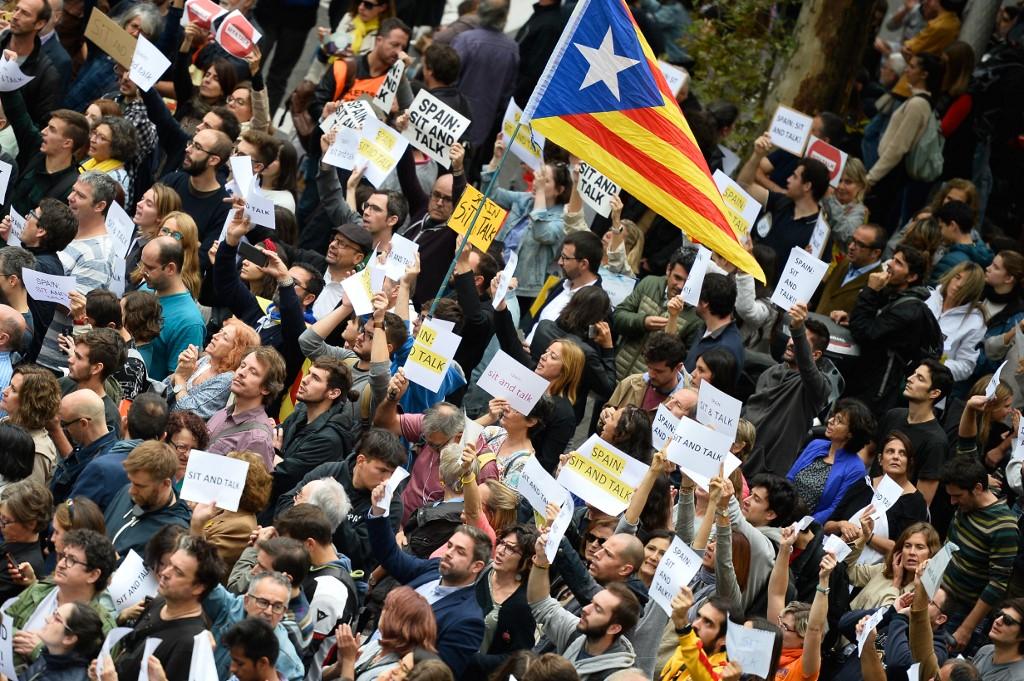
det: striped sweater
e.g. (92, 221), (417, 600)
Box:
(941, 499), (1018, 612)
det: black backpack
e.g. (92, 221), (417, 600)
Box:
(404, 502), (466, 558)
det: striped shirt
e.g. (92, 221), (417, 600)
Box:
(941, 498), (1018, 612)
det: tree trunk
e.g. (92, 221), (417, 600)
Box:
(766, 0), (885, 119)
(958, 0), (1002, 57)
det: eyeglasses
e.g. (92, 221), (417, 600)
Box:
(430, 190), (453, 204)
(248, 595), (287, 615)
(496, 540), (522, 555)
(849, 237), (877, 250)
(89, 131), (111, 143)
(777, 614), (799, 635)
(159, 227), (184, 241)
(558, 253), (580, 262)
(170, 441), (191, 454)
(226, 95), (250, 106)
(997, 611), (1022, 628)
(331, 238), (359, 251)
(187, 139), (210, 154)
(26, 209), (39, 221)
(60, 416), (89, 429)
(362, 202), (386, 214)
(51, 611), (75, 636)
(360, 0), (385, 6)
(56, 551), (90, 570)
(584, 532), (606, 546)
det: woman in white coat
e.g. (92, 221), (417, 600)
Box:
(925, 261), (986, 385)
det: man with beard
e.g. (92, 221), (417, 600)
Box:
(366, 483), (487, 678)
(57, 328), (126, 437)
(311, 223), (372, 320)
(159, 128), (233, 254)
(528, 529), (642, 680)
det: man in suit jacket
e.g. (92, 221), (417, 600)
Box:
(367, 487), (487, 678)
(816, 223), (886, 317)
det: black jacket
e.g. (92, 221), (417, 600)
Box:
(466, 566), (536, 675)
(0, 31), (61, 125)
(513, 3), (565, 106)
(530, 319), (616, 424)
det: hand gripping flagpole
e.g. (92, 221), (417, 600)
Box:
(427, 120), (525, 319)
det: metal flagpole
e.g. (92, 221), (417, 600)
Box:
(427, 121), (525, 319)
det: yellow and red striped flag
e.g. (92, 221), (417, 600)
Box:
(522, 0), (765, 281)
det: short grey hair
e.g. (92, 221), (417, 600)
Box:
(247, 570), (292, 594)
(116, 2), (163, 40)
(305, 478), (350, 531)
(0, 246), (36, 279)
(422, 402), (463, 439)
(77, 171), (118, 214)
(439, 443), (477, 493)
(477, 0), (508, 30)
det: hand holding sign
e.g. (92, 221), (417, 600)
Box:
(768, 105), (814, 156)
(129, 34), (171, 92)
(215, 10), (261, 58)
(180, 450), (250, 512)
(448, 184), (508, 252)
(771, 247), (829, 310)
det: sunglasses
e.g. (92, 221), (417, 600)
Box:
(584, 532), (607, 546)
(997, 611), (1022, 628)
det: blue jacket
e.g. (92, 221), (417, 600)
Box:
(366, 514), (484, 678)
(786, 438), (866, 524)
(50, 430), (119, 505)
(684, 320), (746, 374)
(69, 438), (140, 512)
(930, 239), (994, 284)
(105, 486), (192, 560)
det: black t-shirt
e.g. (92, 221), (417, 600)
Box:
(874, 409), (949, 482)
(830, 479), (929, 542)
(754, 192), (820, 279)
(767, 149), (800, 188)
(115, 597), (208, 681)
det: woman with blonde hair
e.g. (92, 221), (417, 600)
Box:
(822, 157), (869, 251)
(846, 518), (941, 608)
(163, 318), (262, 419)
(159, 211), (202, 298)
(127, 183), (182, 290)
(925, 261), (986, 383)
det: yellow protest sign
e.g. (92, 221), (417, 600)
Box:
(447, 184), (508, 252)
(408, 344), (448, 374)
(564, 454), (632, 504)
(720, 186), (752, 236)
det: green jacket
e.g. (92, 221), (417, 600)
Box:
(7, 581), (118, 668)
(611, 274), (701, 379)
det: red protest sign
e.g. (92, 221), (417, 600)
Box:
(804, 135), (848, 188)
(214, 10), (261, 58)
(184, 0), (226, 30)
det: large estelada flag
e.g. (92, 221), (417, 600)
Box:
(522, 0), (765, 282)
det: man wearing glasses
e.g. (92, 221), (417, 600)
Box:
(201, 570), (305, 681)
(312, 222), (372, 321)
(49, 389), (117, 505)
(817, 223), (885, 317)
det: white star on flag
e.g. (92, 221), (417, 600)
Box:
(574, 28), (640, 100)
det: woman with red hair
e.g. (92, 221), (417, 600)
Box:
(325, 586), (437, 681)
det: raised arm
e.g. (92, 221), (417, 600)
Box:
(802, 553), (837, 678)
(767, 525), (798, 623)
(735, 133), (771, 206)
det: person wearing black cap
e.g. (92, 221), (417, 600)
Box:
(313, 223), (373, 320)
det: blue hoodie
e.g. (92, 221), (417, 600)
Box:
(931, 238), (994, 284)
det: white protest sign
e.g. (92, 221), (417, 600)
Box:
(338, 99), (375, 131)
(1014, 408), (1024, 460)
(805, 135), (849, 188)
(696, 380), (742, 441)
(650, 537), (702, 616)
(545, 498), (575, 563)
(0, 55), (34, 92)
(129, 34), (171, 92)
(357, 116), (409, 187)
(96, 627), (133, 676)
(857, 606), (890, 656)
(229, 156), (255, 199)
(106, 199), (136, 258)
(109, 258), (127, 297)
(340, 268), (375, 315)
(557, 435), (649, 516)
(372, 60), (405, 114)
(667, 416), (739, 490)
(0, 160), (11, 204)
(501, 100), (545, 171)
(22, 268), (76, 306)
(477, 350), (551, 415)
(796, 515), (815, 531)
(491, 251), (518, 310)
(768, 105), (814, 156)
(514, 455), (574, 561)
(651, 404), (680, 450)
(139, 637), (163, 681)
(402, 89), (470, 168)
(822, 533), (853, 562)
(713, 169), (761, 236)
(379, 465), (409, 514)
(658, 61), (688, 97)
(403, 320), (462, 393)
(108, 549), (158, 612)
(870, 475), (904, 518)
(907, 663), (921, 681)
(921, 541), (959, 598)
(0, 613), (16, 680)
(985, 361), (1007, 400)
(576, 162), (620, 218)
(726, 625), (777, 679)
(244, 180), (276, 230)
(680, 245), (712, 306)
(188, 631), (218, 681)
(180, 450), (250, 512)
(384, 233), (418, 281)
(459, 415), (484, 448)
(809, 214), (830, 261)
(322, 125), (359, 170)
(771, 247), (829, 310)
(601, 270), (637, 309)
(7, 206), (25, 247)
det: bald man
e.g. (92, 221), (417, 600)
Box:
(49, 390), (118, 503)
(0, 303), (26, 395)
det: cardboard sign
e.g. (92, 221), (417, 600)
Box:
(322, 126), (360, 169)
(108, 549), (159, 612)
(357, 117), (409, 187)
(713, 169), (761, 236)
(372, 60), (405, 114)
(403, 320), (461, 393)
(725, 625), (777, 679)
(7, 206), (25, 247)
(0, 159), (11, 204)
(768, 105), (814, 156)
(477, 350), (551, 415)
(379, 465), (409, 515)
(129, 34), (171, 92)
(402, 89), (470, 168)
(501, 100), (545, 171)
(809, 214), (830, 261)
(658, 61), (688, 97)
(857, 606), (890, 655)
(447, 184), (508, 252)
(338, 99), (375, 131)
(822, 533), (853, 562)
(22, 268), (76, 306)
(771, 247), (829, 310)
(921, 541), (959, 598)
(106, 199), (136, 258)
(805, 135), (849, 188)
(188, 631), (218, 681)
(0, 613), (16, 680)
(696, 380), (742, 441)
(180, 450), (250, 512)
(183, 0), (226, 29)
(556, 435), (648, 516)
(491, 251), (518, 310)
(667, 416), (738, 490)
(96, 628), (133, 676)
(384, 233), (418, 281)
(649, 537), (701, 616)
(651, 403), (680, 450)
(0, 55), (33, 92)
(459, 414), (484, 448)
(576, 162), (620, 218)
(85, 10), (137, 69)
(215, 10), (261, 59)
(680, 245), (712, 306)
(229, 156), (255, 200)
